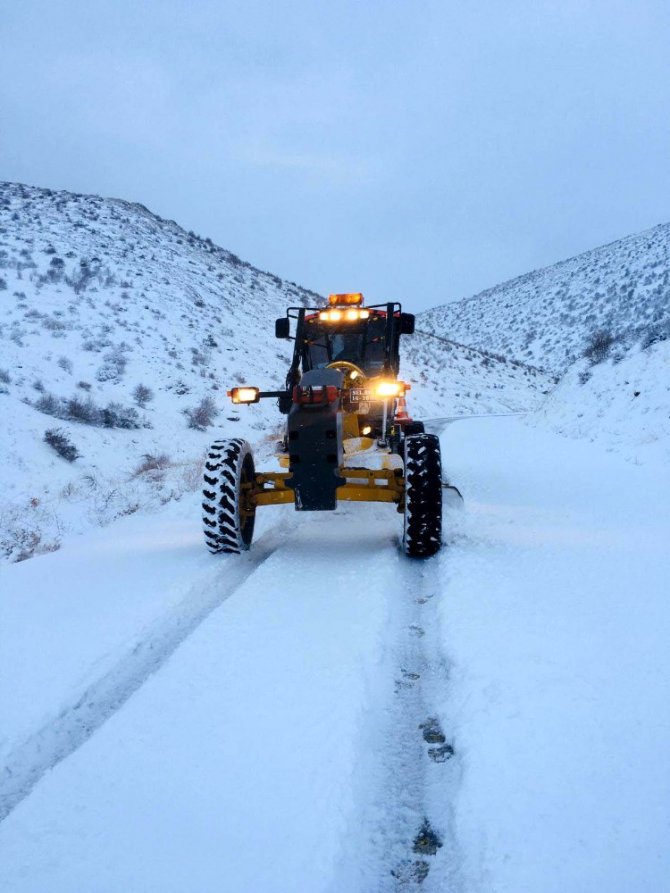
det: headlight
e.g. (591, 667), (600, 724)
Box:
(375, 380), (404, 398)
(228, 387), (260, 404)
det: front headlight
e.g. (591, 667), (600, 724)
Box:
(228, 386), (260, 404)
(375, 380), (404, 398)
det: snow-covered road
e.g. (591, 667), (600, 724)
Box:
(1, 417), (668, 892)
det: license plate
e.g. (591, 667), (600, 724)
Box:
(350, 388), (372, 401)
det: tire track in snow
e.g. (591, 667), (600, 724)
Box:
(0, 525), (287, 824)
(383, 560), (462, 892)
(332, 556), (462, 892)
(424, 410), (528, 433)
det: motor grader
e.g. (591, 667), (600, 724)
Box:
(202, 293), (443, 558)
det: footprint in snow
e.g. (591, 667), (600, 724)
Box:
(395, 669), (421, 693)
(412, 818), (443, 856)
(419, 717), (445, 743)
(420, 718), (454, 761)
(428, 743), (454, 763)
(391, 859), (430, 886)
(402, 669), (421, 681)
(416, 593), (435, 605)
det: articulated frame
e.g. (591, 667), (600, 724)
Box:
(244, 468), (405, 512)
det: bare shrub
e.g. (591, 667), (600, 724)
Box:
(0, 368), (10, 384)
(181, 458), (205, 492)
(583, 329), (615, 365)
(32, 391), (146, 429)
(65, 395), (100, 423)
(42, 316), (67, 333)
(57, 356), (73, 374)
(131, 453), (171, 478)
(34, 391), (61, 415)
(96, 348), (127, 382)
(47, 256), (65, 283)
(640, 319), (670, 350)
(44, 428), (80, 462)
(133, 383), (154, 408)
(191, 348), (209, 366)
(67, 259), (98, 294)
(82, 338), (105, 352)
(185, 396), (219, 430)
(1, 527), (40, 562)
(101, 402), (141, 429)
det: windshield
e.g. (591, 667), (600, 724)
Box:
(302, 317), (387, 374)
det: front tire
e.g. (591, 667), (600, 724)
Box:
(403, 433), (442, 558)
(202, 438), (256, 554)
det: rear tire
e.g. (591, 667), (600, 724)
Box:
(403, 433), (442, 558)
(202, 438), (256, 554)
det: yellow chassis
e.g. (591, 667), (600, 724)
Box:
(245, 468), (405, 511)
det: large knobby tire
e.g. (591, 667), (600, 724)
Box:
(403, 433), (443, 558)
(202, 438), (256, 554)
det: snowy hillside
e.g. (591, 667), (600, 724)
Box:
(534, 338), (670, 464)
(418, 222), (670, 462)
(420, 222), (670, 375)
(0, 182), (548, 562)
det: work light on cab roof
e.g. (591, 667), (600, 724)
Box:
(201, 288), (460, 560)
(321, 293), (368, 322)
(328, 292), (364, 305)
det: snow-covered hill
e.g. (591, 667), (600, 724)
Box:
(0, 182), (322, 560)
(534, 338), (670, 464)
(0, 182), (548, 562)
(419, 222), (670, 376)
(418, 222), (670, 462)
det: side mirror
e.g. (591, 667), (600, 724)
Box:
(400, 313), (415, 335)
(275, 317), (290, 339)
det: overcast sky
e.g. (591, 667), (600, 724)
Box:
(2, 0), (669, 312)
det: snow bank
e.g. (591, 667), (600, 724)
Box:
(530, 338), (670, 464)
(435, 416), (670, 892)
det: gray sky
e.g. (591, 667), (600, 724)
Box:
(2, 0), (669, 312)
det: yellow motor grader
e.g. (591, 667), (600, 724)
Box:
(202, 293), (443, 557)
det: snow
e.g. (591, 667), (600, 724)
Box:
(531, 338), (670, 464)
(1, 417), (668, 892)
(434, 416), (670, 893)
(0, 507), (398, 892)
(420, 221), (670, 375)
(419, 219), (669, 464)
(0, 179), (311, 560)
(0, 180), (547, 563)
(1, 180), (669, 891)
